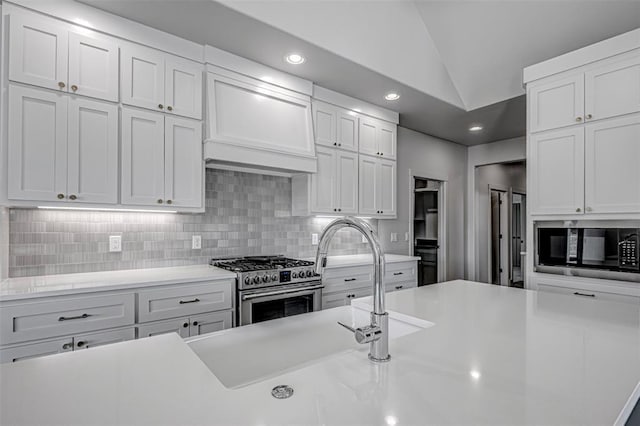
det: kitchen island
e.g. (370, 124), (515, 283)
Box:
(1, 280), (639, 425)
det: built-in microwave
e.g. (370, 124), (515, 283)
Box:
(535, 222), (640, 282)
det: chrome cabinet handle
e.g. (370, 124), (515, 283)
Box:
(62, 342), (73, 350)
(393, 272), (403, 276)
(71, 85), (78, 92)
(395, 285), (403, 290)
(179, 298), (200, 304)
(576, 208), (581, 212)
(574, 292), (595, 298)
(183, 322), (189, 328)
(57, 193), (65, 199)
(68, 194), (77, 200)
(158, 104), (164, 110)
(58, 313), (91, 321)
(192, 321), (199, 326)
(76, 341), (86, 348)
(157, 199), (163, 204)
(586, 114), (592, 119)
(576, 117), (582, 122)
(344, 278), (356, 282)
(58, 82), (66, 89)
(166, 200), (172, 205)
(167, 106), (173, 111)
(586, 207), (593, 212)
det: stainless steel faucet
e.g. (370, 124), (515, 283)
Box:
(315, 216), (390, 362)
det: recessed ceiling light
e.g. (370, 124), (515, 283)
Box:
(285, 53), (305, 65)
(469, 125), (483, 132)
(384, 92), (400, 101)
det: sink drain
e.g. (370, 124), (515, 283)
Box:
(271, 385), (294, 399)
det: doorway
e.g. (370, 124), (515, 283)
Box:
(411, 177), (446, 285)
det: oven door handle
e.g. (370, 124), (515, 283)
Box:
(241, 284), (324, 301)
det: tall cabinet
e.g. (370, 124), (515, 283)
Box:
(525, 33), (640, 299)
(292, 97), (398, 219)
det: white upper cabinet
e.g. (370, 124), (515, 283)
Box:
(358, 156), (395, 217)
(8, 14), (119, 102)
(165, 57), (203, 120)
(529, 74), (584, 133)
(121, 107), (165, 206)
(122, 44), (203, 119)
(67, 97), (118, 204)
(164, 116), (203, 208)
(358, 116), (396, 159)
(312, 101), (358, 151)
(68, 32), (119, 102)
(121, 107), (203, 209)
(310, 147), (336, 213)
(530, 127), (585, 215)
(7, 85), (118, 204)
(585, 114), (640, 214)
(336, 151), (359, 214)
(8, 85), (67, 202)
(121, 45), (165, 112)
(585, 53), (640, 122)
(8, 14), (68, 92)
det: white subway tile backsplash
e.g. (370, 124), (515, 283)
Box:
(8, 169), (374, 277)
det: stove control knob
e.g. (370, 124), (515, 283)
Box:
(253, 276), (261, 284)
(244, 276), (251, 285)
(272, 274), (278, 282)
(292, 272), (298, 279)
(306, 270), (313, 277)
(262, 275), (270, 283)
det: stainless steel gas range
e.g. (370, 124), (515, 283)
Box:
(211, 256), (323, 326)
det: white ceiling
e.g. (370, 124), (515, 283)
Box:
(79, 0), (640, 145)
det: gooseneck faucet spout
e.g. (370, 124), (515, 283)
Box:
(315, 216), (390, 362)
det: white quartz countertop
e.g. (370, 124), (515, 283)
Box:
(2, 280), (639, 425)
(308, 253), (420, 268)
(0, 265), (237, 301)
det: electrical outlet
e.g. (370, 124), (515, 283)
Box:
(311, 233), (319, 245)
(390, 233), (398, 242)
(109, 235), (122, 253)
(405, 232), (409, 241)
(192, 235), (202, 250)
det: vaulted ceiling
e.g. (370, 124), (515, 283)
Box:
(81, 0), (640, 145)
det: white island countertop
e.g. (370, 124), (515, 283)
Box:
(0, 265), (237, 301)
(2, 280), (639, 425)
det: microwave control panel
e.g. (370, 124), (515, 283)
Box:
(619, 230), (639, 270)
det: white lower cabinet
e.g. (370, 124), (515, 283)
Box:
(138, 311), (232, 339)
(137, 317), (191, 339)
(323, 287), (373, 310)
(0, 327), (135, 363)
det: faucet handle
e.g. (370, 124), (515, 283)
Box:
(337, 321), (381, 344)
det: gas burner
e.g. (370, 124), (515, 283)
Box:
(210, 256), (319, 290)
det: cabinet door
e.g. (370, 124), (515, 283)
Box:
(8, 14), (68, 91)
(336, 151), (358, 214)
(165, 57), (202, 119)
(378, 159), (396, 217)
(585, 54), (640, 122)
(336, 109), (358, 151)
(0, 338), (73, 364)
(137, 318), (190, 339)
(529, 74), (584, 133)
(164, 116), (203, 208)
(7, 85), (68, 202)
(67, 97), (118, 204)
(312, 101), (336, 147)
(358, 156), (378, 215)
(378, 122), (397, 159)
(530, 127), (585, 215)
(74, 327), (136, 350)
(189, 311), (233, 337)
(310, 146), (336, 213)
(359, 117), (378, 156)
(121, 107), (165, 206)
(68, 32), (119, 102)
(585, 114), (640, 214)
(121, 45), (165, 112)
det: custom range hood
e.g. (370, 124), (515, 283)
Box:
(203, 46), (317, 175)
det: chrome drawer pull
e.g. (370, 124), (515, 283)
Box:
(344, 278), (357, 282)
(573, 292), (595, 298)
(58, 313), (91, 321)
(393, 272), (403, 276)
(179, 298), (200, 304)
(395, 285), (403, 290)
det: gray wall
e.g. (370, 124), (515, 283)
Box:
(8, 169), (374, 277)
(378, 126), (467, 280)
(475, 161), (526, 283)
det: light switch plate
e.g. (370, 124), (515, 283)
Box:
(192, 235), (202, 250)
(311, 233), (319, 245)
(109, 235), (122, 253)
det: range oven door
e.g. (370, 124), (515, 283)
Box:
(238, 282), (323, 326)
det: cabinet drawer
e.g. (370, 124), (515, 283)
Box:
(0, 293), (135, 345)
(0, 337), (73, 364)
(137, 318), (190, 339)
(322, 286), (372, 310)
(74, 327), (136, 350)
(385, 262), (417, 284)
(537, 283), (640, 305)
(137, 281), (234, 323)
(388, 281), (417, 293)
(322, 265), (373, 294)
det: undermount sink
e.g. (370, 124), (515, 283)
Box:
(187, 305), (434, 389)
